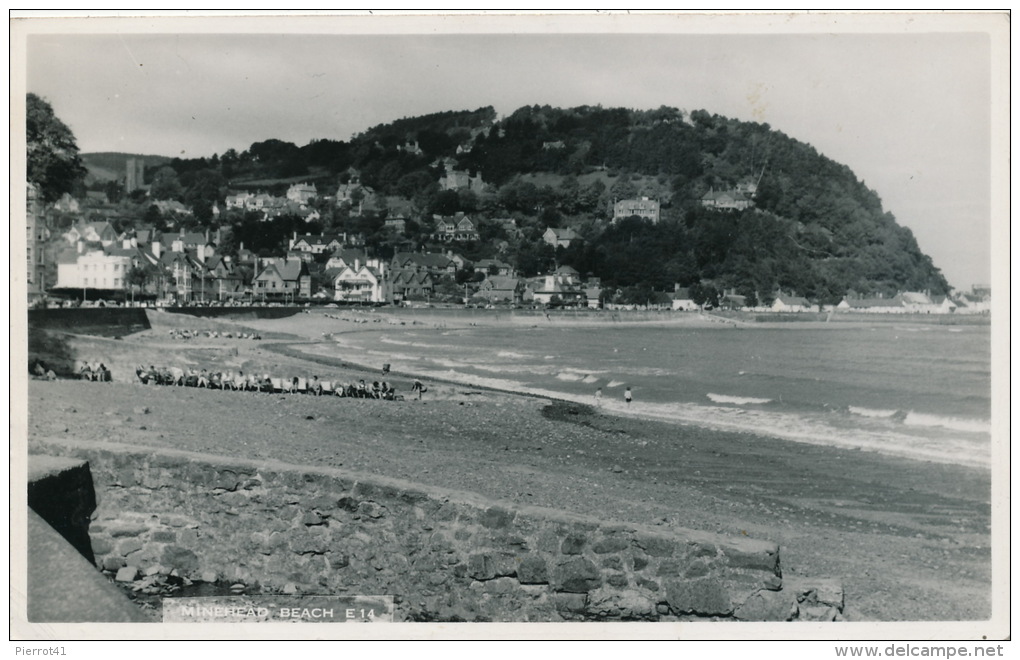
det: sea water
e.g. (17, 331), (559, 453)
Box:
(338, 322), (992, 468)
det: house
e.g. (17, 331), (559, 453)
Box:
(671, 286), (699, 311)
(384, 216), (407, 233)
(201, 254), (245, 301)
(333, 263), (387, 303)
(335, 180), (377, 215)
(56, 242), (132, 292)
(895, 291), (935, 313)
(392, 252), (458, 275)
(64, 220), (117, 247)
(325, 248), (369, 271)
(51, 193), (80, 213)
(553, 265), (580, 284)
(720, 293), (748, 310)
(700, 189), (753, 211)
(613, 197), (661, 223)
(433, 213), (480, 242)
(543, 227), (579, 249)
(438, 162), (487, 193)
(225, 192), (254, 209)
(836, 296), (907, 314)
(389, 268), (434, 302)
(286, 182), (318, 204)
(253, 258), (311, 300)
(772, 294), (813, 312)
(475, 259), (515, 277)
(290, 233), (347, 255)
(585, 287), (603, 309)
(477, 276), (526, 304)
(532, 274), (585, 306)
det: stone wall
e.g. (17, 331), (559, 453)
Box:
(30, 437), (843, 623)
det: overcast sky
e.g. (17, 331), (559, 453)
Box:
(17, 12), (1006, 290)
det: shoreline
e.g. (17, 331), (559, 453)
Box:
(272, 314), (992, 471)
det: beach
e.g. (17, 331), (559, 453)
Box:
(25, 308), (994, 622)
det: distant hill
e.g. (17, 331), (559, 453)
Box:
(80, 152), (171, 182)
(133, 105), (950, 301)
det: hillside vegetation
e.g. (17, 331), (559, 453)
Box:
(81, 105), (949, 303)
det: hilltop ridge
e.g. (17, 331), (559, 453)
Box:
(72, 105), (949, 303)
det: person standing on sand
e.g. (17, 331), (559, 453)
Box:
(594, 387), (603, 408)
(624, 387), (633, 406)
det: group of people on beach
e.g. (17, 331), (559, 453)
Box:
(167, 328), (262, 340)
(134, 364), (401, 400)
(77, 361), (112, 382)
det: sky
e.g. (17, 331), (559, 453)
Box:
(15, 12), (1007, 291)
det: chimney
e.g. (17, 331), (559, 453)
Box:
(198, 245), (206, 263)
(77, 240), (84, 254)
(239, 241), (245, 253)
(123, 238), (132, 250)
(152, 241), (161, 259)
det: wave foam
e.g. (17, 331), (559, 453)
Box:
(848, 406), (901, 419)
(707, 393), (772, 405)
(903, 411), (991, 434)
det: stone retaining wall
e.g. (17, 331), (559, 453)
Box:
(30, 437), (843, 622)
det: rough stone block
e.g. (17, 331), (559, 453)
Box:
(108, 523), (149, 538)
(551, 592), (587, 613)
(90, 537), (114, 556)
(631, 554), (649, 571)
(599, 555), (623, 570)
(516, 556), (549, 585)
(665, 577), (733, 616)
(560, 533), (587, 555)
(102, 556), (126, 571)
(635, 577), (660, 592)
(592, 536), (630, 554)
(725, 545), (781, 575)
(553, 557), (602, 593)
(468, 552), (516, 580)
(161, 545), (200, 573)
(302, 511), (325, 526)
(586, 588), (656, 620)
(357, 501), (386, 519)
(479, 506), (515, 529)
(734, 589), (797, 622)
(151, 530), (176, 543)
(116, 538), (143, 556)
(115, 566), (138, 582)
(684, 558), (711, 578)
(606, 572), (629, 588)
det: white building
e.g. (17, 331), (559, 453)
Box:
(56, 243), (134, 291)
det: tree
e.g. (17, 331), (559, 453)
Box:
(26, 93), (86, 203)
(150, 166), (184, 200)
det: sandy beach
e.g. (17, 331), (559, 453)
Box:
(25, 308), (994, 622)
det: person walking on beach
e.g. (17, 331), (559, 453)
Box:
(624, 386), (633, 406)
(594, 387), (603, 408)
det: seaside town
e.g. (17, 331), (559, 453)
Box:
(26, 163), (991, 316)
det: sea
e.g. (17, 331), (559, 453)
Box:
(333, 321), (993, 468)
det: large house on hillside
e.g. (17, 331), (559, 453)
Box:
(433, 213), (480, 242)
(700, 188), (753, 211)
(613, 197), (661, 223)
(543, 227), (580, 249)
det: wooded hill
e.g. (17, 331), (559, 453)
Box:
(82, 105), (949, 303)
